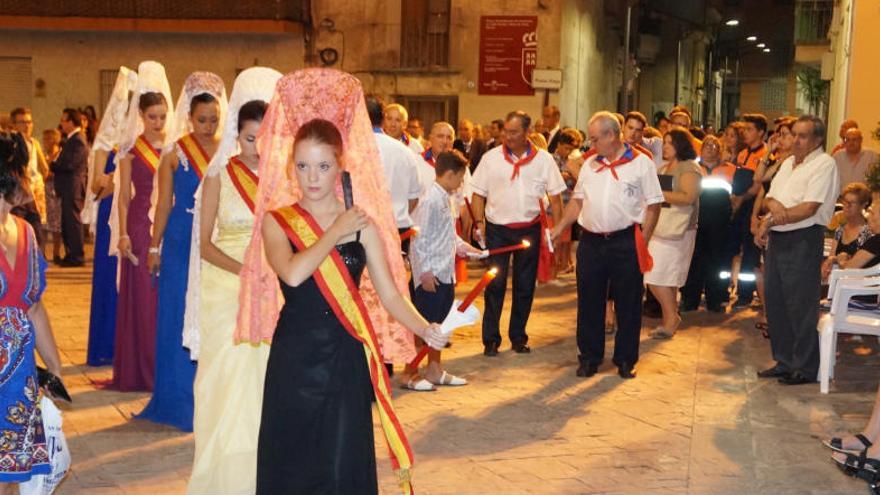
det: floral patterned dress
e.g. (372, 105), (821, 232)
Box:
(0, 217), (49, 482)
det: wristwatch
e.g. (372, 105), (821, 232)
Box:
(148, 247), (160, 255)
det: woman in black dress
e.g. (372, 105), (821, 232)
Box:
(255, 117), (448, 494)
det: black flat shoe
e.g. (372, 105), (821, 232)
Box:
(576, 363), (598, 378)
(778, 371), (814, 385)
(757, 364), (789, 378)
(483, 343), (499, 357)
(511, 343), (531, 354)
(617, 363), (636, 379)
(824, 433), (873, 455)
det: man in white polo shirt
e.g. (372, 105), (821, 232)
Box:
(366, 96), (422, 255)
(418, 122), (473, 237)
(755, 115), (839, 385)
(471, 110), (566, 356)
(383, 103), (424, 156)
(552, 111), (663, 379)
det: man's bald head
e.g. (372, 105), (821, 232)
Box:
(458, 119), (474, 142)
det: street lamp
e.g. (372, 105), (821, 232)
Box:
(763, 48), (771, 53)
(757, 43), (766, 48)
(746, 36), (757, 41)
(725, 19), (740, 26)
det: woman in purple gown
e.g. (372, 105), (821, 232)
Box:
(112, 83), (169, 391)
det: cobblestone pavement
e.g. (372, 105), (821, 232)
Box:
(42, 259), (876, 494)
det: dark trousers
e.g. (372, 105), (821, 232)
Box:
(731, 199), (758, 302)
(413, 281), (455, 324)
(764, 225), (824, 378)
(681, 220), (733, 309)
(59, 188), (85, 261)
(577, 226), (644, 367)
(482, 222), (541, 347)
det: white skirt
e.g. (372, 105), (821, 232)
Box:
(645, 228), (697, 288)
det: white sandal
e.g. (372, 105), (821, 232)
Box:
(430, 370), (468, 386)
(402, 377), (436, 392)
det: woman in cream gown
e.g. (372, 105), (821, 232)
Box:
(185, 67), (280, 495)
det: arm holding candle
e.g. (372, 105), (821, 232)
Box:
(361, 222), (448, 349)
(551, 198), (583, 240)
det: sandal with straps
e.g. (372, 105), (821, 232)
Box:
(824, 433), (873, 455)
(429, 370), (467, 386)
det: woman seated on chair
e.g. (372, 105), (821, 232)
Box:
(822, 182), (872, 280)
(830, 199), (880, 272)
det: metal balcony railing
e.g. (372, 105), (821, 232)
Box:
(0, 0), (305, 21)
(794, 0), (833, 44)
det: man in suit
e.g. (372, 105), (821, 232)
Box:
(453, 119), (486, 172)
(51, 108), (88, 266)
(542, 105), (562, 153)
(486, 119), (504, 149)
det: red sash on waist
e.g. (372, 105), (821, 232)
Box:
(502, 216), (540, 229)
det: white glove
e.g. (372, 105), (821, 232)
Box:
(466, 249), (489, 260)
(416, 322), (448, 350)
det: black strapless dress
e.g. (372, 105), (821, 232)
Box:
(256, 241), (377, 495)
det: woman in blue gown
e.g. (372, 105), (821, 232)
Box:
(86, 149), (118, 366)
(138, 72), (225, 431)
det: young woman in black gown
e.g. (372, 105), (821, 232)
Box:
(256, 118), (448, 494)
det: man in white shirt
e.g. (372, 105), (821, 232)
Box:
(551, 111), (663, 379)
(833, 128), (877, 194)
(623, 111), (663, 169)
(755, 115), (840, 385)
(366, 96), (422, 254)
(383, 103), (424, 156)
(471, 111), (566, 356)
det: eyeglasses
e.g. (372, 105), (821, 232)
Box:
(14, 120), (33, 125)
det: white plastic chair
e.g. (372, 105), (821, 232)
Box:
(827, 264), (880, 299)
(818, 274), (880, 393)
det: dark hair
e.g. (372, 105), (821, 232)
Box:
(10, 107), (30, 121)
(557, 128), (583, 147)
(505, 110), (531, 132)
(689, 127), (706, 140)
(796, 114), (827, 145)
(624, 111), (647, 128)
(62, 108), (82, 125)
(435, 150), (467, 177)
(364, 95), (385, 127)
(139, 92), (167, 112)
(81, 105), (98, 122)
(237, 100), (268, 132)
(294, 119), (344, 158)
(190, 92), (218, 114)
(741, 113), (768, 134)
(0, 132), (27, 201)
(665, 127), (697, 161)
(491, 119), (504, 129)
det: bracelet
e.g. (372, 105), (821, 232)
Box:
(119, 235), (130, 240)
(148, 247), (160, 255)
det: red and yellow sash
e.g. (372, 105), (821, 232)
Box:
(226, 157), (259, 214)
(270, 204), (414, 494)
(177, 133), (211, 180)
(132, 135), (160, 175)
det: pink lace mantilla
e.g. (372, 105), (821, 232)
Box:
(236, 68), (416, 363)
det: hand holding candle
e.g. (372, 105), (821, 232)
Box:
(399, 226), (419, 242)
(487, 239), (530, 256)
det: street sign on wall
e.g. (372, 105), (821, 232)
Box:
(532, 68), (562, 89)
(479, 16), (537, 95)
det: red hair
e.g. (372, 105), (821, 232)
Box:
(294, 118), (344, 158)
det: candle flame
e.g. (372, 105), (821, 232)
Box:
(521, 239), (531, 248)
(412, 226), (420, 233)
(488, 267), (499, 276)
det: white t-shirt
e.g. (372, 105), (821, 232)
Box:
(573, 145), (665, 233)
(767, 147), (839, 232)
(374, 132), (422, 228)
(470, 145), (566, 225)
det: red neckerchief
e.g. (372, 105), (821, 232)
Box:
(422, 148), (435, 167)
(582, 148), (597, 161)
(503, 143), (538, 180)
(594, 144), (640, 181)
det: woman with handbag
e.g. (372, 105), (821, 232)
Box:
(647, 128), (701, 339)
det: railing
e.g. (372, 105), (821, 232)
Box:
(399, 0), (450, 69)
(0, 1), (305, 21)
(794, 0), (833, 44)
